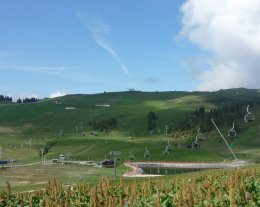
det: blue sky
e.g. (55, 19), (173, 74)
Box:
(1, 0), (259, 99)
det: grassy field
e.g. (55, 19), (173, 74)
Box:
(1, 165), (260, 206)
(0, 163), (128, 192)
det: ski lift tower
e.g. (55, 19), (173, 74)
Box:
(96, 104), (111, 114)
(109, 151), (121, 180)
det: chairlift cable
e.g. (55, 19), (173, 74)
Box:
(211, 118), (237, 160)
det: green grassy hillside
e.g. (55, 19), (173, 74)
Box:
(0, 88), (259, 164)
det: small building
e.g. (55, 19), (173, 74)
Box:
(101, 160), (114, 168)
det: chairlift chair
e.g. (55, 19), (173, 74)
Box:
(196, 128), (205, 141)
(166, 140), (173, 151)
(128, 151), (135, 160)
(244, 105), (255, 122)
(163, 147), (169, 156)
(144, 147), (150, 159)
(191, 136), (200, 149)
(192, 141), (200, 149)
(228, 122), (237, 138)
(128, 154), (134, 161)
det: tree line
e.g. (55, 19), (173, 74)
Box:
(16, 97), (41, 103)
(175, 101), (257, 133)
(0, 94), (42, 103)
(0, 95), (12, 102)
(89, 117), (117, 132)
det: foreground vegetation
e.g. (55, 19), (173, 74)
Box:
(0, 166), (260, 206)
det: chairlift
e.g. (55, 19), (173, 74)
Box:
(144, 147), (150, 159)
(163, 148), (169, 156)
(191, 141), (200, 149)
(244, 105), (255, 122)
(228, 122), (237, 138)
(191, 136), (200, 149)
(166, 140), (173, 151)
(128, 151), (135, 160)
(196, 128), (205, 141)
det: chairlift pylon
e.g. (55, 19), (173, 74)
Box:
(244, 105), (255, 123)
(228, 122), (237, 138)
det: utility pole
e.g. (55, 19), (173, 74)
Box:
(59, 129), (63, 139)
(114, 156), (116, 180)
(29, 138), (32, 150)
(0, 147), (2, 160)
(80, 122), (83, 131)
(110, 151), (121, 180)
(41, 148), (44, 164)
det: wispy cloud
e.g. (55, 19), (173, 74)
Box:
(144, 77), (161, 84)
(0, 65), (67, 74)
(76, 12), (131, 76)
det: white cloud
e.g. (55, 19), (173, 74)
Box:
(77, 12), (131, 76)
(50, 91), (66, 98)
(180, 0), (260, 90)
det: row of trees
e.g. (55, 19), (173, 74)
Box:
(147, 111), (157, 131)
(0, 95), (12, 102)
(90, 117), (117, 132)
(0, 94), (41, 104)
(16, 97), (41, 103)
